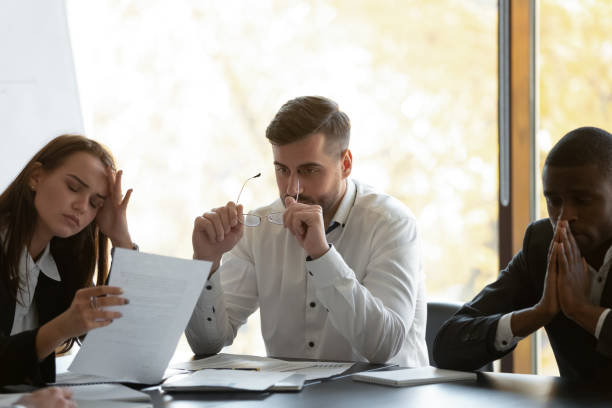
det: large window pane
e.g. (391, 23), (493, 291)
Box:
(66, 0), (498, 358)
(537, 0), (612, 376)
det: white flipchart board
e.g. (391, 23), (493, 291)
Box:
(0, 0), (83, 190)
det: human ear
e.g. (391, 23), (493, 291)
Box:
(341, 149), (353, 178)
(28, 162), (45, 191)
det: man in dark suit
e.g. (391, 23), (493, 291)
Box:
(433, 126), (612, 380)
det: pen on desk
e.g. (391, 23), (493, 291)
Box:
(215, 367), (260, 371)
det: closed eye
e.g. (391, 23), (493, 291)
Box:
(67, 182), (79, 193)
(89, 199), (103, 209)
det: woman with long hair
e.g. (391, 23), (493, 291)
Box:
(0, 135), (134, 385)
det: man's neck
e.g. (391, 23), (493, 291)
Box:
(585, 241), (612, 271)
(323, 179), (348, 228)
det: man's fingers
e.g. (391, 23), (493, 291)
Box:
(218, 206), (231, 234)
(553, 219), (563, 243)
(204, 212), (225, 242)
(566, 226), (580, 261)
(227, 202), (239, 226)
(547, 238), (555, 266)
(558, 240), (570, 275)
(285, 196), (296, 207)
(195, 216), (219, 243)
(560, 227), (575, 263)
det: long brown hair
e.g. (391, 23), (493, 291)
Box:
(0, 135), (116, 309)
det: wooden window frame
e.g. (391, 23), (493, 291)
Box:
(498, 0), (537, 373)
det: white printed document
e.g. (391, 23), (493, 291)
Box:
(352, 366), (477, 387)
(162, 369), (294, 392)
(69, 248), (211, 384)
(69, 384), (151, 402)
(172, 353), (354, 381)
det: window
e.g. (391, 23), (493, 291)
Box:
(536, 0), (612, 376)
(66, 0), (498, 358)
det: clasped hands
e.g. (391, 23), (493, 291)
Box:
(538, 220), (593, 326)
(192, 197), (330, 273)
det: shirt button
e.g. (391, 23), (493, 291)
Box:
(598, 277), (603, 283)
(502, 341), (508, 346)
(206, 285), (212, 290)
(310, 302), (316, 308)
(308, 341), (315, 348)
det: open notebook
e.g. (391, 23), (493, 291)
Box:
(352, 366), (476, 387)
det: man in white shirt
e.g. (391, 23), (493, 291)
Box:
(187, 96), (428, 366)
(434, 126), (612, 379)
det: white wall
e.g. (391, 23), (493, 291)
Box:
(0, 0), (82, 190)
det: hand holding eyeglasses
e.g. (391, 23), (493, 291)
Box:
(192, 201), (245, 273)
(283, 196), (329, 259)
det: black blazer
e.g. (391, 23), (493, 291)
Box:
(0, 265), (71, 386)
(433, 219), (612, 380)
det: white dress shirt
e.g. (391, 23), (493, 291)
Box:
(10, 244), (61, 335)
(495, 245), (612, 351)
(186, 179), (429, 367)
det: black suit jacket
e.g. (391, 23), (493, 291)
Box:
(433, 219), (612, 379)
(0, 269), (71, 386)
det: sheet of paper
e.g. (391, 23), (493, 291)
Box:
(352, 366), (477, 387)
(76, 401), (152, 408)
(69, 248), (211, 384)
(0, 393), (22, 406)
(52, 367), (187, 385)
(52, 371), (115, 385)
(162, 369), (292, 391)
(171, 353), (354, 381)
(0, 392), (152, 408)
(289, 362), (354, 381)
(70, 384), (150, 401)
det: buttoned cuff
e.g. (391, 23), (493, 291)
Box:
(494, 312), (523, 351)
(306, 245), (352, 289)
(595, 309), (611, 339)
(201, 270), (222, 303)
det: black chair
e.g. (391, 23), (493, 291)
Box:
(426, 301), (493, 371)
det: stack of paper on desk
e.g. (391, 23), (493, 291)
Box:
(68, 249), (211, 384)
(162, 369), (301, 392)
(69, 384), (151, 402)
(352, 366), (477, 387)
(171, 353), (354, 381)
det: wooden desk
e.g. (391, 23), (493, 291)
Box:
(145, 371), (612, 408)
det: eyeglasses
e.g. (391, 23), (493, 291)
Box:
(236, 173), (299, 227)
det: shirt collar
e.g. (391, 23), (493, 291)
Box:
(326, 178), (356, 233)
(36, 244), (61, 282)
(603, 245), (612, 268)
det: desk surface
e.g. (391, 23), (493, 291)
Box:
(145, 371), (612, 408)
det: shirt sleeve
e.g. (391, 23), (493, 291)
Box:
(185, 245), (259, 356)
(494, 312), (523, 351)
(595, 308), (611, 339)
(0, 328), (53, 386)
(306, 216), (422, 363)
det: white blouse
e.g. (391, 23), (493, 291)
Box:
(10, 244), (61, 335)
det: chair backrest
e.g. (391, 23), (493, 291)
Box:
(426, 301), (493, 371)
(426, 301), (463, 366)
